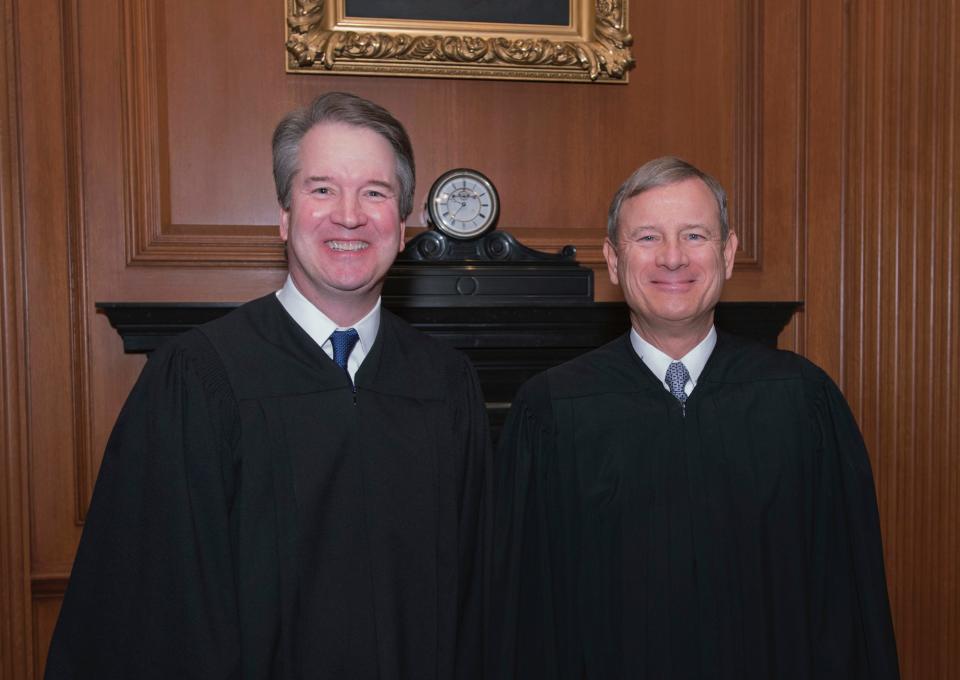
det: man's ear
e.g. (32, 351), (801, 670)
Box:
(397, 220), (406, 253)
(602, 238), (621, 286)
(279, 208), (290, 242)
(723, 230), (738, 280)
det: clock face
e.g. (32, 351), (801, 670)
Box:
(427, 169), (500, 240)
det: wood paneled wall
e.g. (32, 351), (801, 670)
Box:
(805, 1), (960, 677)
(1, 0), (957, 677)
(841, 1), (959, 675)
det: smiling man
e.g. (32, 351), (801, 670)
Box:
(46, 93), (490, 680)
(491, 157), (899, 679)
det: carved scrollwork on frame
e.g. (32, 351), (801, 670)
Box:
(286, 0), (634, 83)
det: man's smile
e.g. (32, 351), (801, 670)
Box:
(326, 240), (369, 252)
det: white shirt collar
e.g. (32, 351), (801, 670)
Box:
(275, 275), (380, 380)
(629, 326), (717, 397)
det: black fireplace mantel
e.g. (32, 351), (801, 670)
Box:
(97, 301), (800, 354)
(97, 301), (801, 423)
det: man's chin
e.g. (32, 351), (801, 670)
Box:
(635, 305), (714, 328)
(325, 273), (391, 298)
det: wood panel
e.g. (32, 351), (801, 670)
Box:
(116, 0), (773, 271)
(61, 0), (94, 527)
(31, 598), (62, 680)
(839, 1), (960, 676)
(806, 0), (960, 675)
(20, 0), (85, 585)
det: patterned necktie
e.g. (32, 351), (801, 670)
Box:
(665, 361), (690, 404)
(329, 328), (360, 376)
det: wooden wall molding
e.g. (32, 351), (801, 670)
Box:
(733, 0), (762, 268)
(30, 574), (69, 599)
(120, 0), (286, 267)
(802, 0), (844, 377)
(61, 0), (95, 526)
(839, 0), (959, 676)
(1, 0), (35, 675)
(120, 0), (163, 265)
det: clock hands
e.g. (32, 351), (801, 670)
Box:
(451, 192), (478, 220)
(452, 200), (468, 218)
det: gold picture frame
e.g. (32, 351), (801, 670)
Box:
(286, 0), (634, 83)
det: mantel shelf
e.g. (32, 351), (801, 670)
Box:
(97, 300), (801, 430)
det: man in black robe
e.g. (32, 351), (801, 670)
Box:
(46, 92), (490, 679)
(491, 157), (899, 678)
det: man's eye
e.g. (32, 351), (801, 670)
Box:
(312, 186), (331, 195)
(365, 190), (385, 198)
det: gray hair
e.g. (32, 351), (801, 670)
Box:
(606, 156), (729, 242)
(272, 92), (416, 219)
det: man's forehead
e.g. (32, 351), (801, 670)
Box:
(295, 123), (397, 181)
(628, 178), (715, 206)
(299, 121), (393, 158)
(621, 182), (720, 226)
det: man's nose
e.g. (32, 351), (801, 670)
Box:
(656, 237), (689, 269)
(330, 195), (367, 228)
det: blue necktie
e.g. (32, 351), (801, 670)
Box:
(665, 361), (690, 404)
(329, 328), (359, 377)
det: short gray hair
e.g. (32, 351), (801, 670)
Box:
(272, 92), (416, 219)
(606, 156), (729, 242)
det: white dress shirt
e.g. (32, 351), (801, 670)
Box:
(629, 326), (717, 397)
(275, 276), (380, 381)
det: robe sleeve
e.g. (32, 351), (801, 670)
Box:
(488, 377), (575, 680)
(806, 369), (900, 678)
(45, 333), (241, 680)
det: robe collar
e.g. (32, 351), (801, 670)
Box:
(351, 308), (449, 400)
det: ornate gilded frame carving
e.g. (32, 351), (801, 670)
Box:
(286, 0), (634, 83)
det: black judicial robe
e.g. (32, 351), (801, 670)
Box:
(46, 295), (490, 680)
(490, 332), (899, 679)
